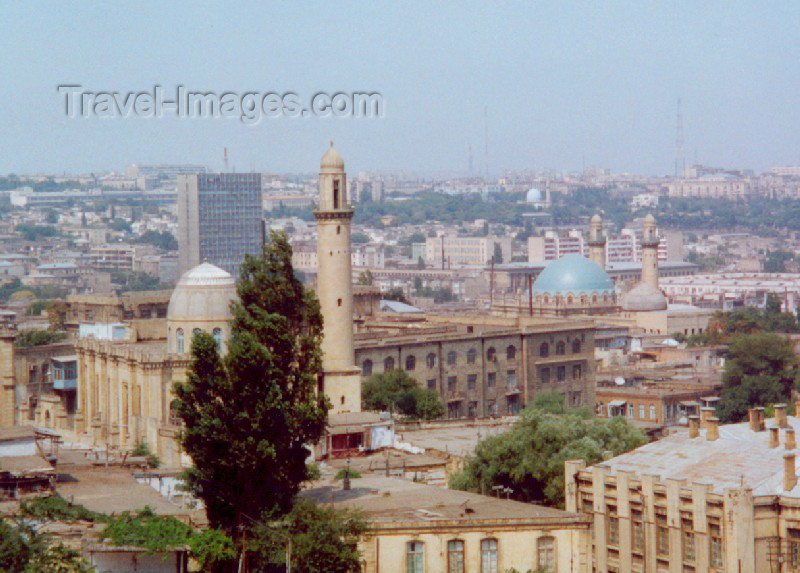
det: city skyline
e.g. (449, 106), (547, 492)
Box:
(3, 1), (800, 176)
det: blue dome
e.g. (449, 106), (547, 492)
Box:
(526, 187), (543, 202)
(532, 254), (614, 295)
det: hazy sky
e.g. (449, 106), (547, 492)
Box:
(2, 1), (800, 176)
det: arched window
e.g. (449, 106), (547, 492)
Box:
(556, 341), (566, 355)
(213, 328), (222, 351)
(506, 345), (516, 360)
(467, 348), (477, 364)
(176, 329), (184, 354)
(406, 541), (424, 573)
(481, 539), (498, 573)
(539, 342), (549, 357)
(447, 540), (465, 573)
(362, 359), (373, 377)
(447, 351), (457, 366)
(537, 536), (556, 573)
(384, 356), (395, 371)
(487, 347), (497, 362)
(405, 355), (416, 371)
(572, 339), (581, 354)
(426, 353), (437, 368)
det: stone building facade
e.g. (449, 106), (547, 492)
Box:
(355, 316), (596, 417)
(565, 406), (800, 573)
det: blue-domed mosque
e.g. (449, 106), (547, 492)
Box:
(529, 254), (618, 316)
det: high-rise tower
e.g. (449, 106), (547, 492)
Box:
(588, 213), (606, 268)
(314, 143), (361, 414)
(641, 213), (660, 289)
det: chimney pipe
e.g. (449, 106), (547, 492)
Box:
(787, 428), (797, 450)
(700, 407), (715, 430)
(688, 415), (700, 439)
(770, 426), (780, 448)
(707, 417), (719, 441)
(754, 407), (766, 431)
(785, 453), (797, 491)
(776, 403), (788, 428)
(748, 408), (759, 432)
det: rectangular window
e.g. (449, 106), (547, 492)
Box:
(572, 364), (582, 379)
(487, 372), (496, 387)
(467, 374), (477, 390)
(608, 511), (620, 546)
(656, 515), (669, 557)
(709, 522), (723, 567)
(632, 510), (644, 553)
(628, 404), (634, 418)
(682, 519), (695, 563)
(481, 539), (498, 573)
(427, 379), (436, 390)
(447, 376), (457, 392)
(556, 365), (566, 382)
(540, 367), (551, 384)
(447, 540), (464, 573)
(537, 537), (556, 573)
(407, 541), (424, 573)
(639, 404), (645, 419)
(650, 405), (657, 420)
(789, 528), (800, 570)
(507, 370), (516, 388)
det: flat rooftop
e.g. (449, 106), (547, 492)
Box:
(302, 475), (585, 524)
(597, 415), (800, 496)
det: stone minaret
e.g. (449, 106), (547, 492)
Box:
(314, 142), (361, 414)
(588, 213), (606, 268)
(0, 326), (16, 427)
(641, 213), (660, 289)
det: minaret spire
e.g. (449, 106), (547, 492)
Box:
(314, 143), (361, 414)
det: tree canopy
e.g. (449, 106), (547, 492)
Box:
(449, 391), (647, 507)
(717, 332), (800, 423)
(362, 370), (445, 420)
(173, 231), (329, 541)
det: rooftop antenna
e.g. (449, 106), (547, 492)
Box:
(675, 98), (685, 177)
(468, 144), (474, 176)
(224, 147), (229, 173)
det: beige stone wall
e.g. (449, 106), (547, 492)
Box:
(360, 523), (591, 573)
(0, 331), (15, 427)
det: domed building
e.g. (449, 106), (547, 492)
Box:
(166, 262), (237, 355)
(525, 186), (550, 209)
(529, 254), (618, 316)
(74, 261), (240, 467)
(620, 282), (667, 312)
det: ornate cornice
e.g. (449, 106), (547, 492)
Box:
(314, 210), (354, 221)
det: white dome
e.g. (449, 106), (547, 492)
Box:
(167, 263), (237, 322)
(526, 187), (543, 203)
(320, 142), (344, 171)
(621, 282), (667, 312)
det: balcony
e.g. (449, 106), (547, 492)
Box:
(53, 377), (77, 391)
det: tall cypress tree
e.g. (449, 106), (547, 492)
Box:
(173, 231), (329, 540)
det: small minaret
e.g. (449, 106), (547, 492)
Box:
(314, 142), (361, 414)
(588, 213), (606, 268)
(641, 213), (660, 289)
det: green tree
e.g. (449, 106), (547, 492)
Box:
(0, 519), (92, 573)
(717, 333), (800, 423)
(492, 242), (503, 264)
(14, 330), (67, 348)
(46, 300), (67, 331)
(362, 370), (444, 420)
(382, 287), (409, 304)
(356, 269), (374, 286)
(173, 231), (329, 544)
(449, 392), (647, 507)
(133, 230), (178, 251)
(248, 500), (366, 573)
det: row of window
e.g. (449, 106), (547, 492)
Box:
(405, 537), (556, 573)
(175, 327), (222, 354)
(597, 402), (657, 421)
(604, 507), (723, 568)
(361, 340), (582, 377)
(539, 364), (583, 384)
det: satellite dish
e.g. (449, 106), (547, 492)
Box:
(614, 377), (625, 386)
